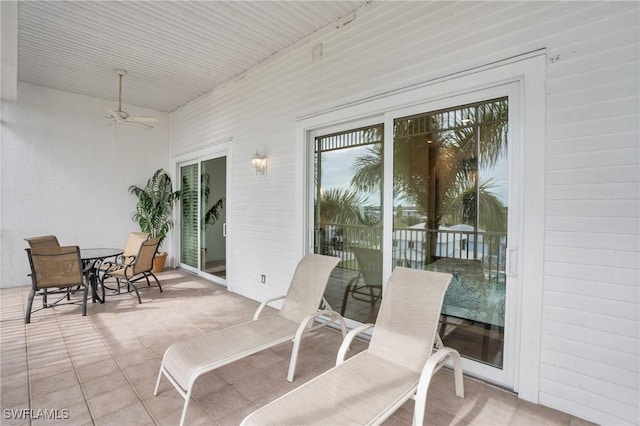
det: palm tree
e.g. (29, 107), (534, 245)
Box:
(129, 168), (181, 244)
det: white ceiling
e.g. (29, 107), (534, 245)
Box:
(17, 1), (365, 112)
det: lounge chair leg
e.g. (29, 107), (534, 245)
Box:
(154, 368), (164, 396)
(452, 351), (465, 398)
(287, 315), (314, 382)
(287, 335), (303, 382)
(179, 389), (193, 426)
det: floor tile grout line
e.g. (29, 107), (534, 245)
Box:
(140, 281), (234, 425)
(53, 306), (96, 425)
(85, 302), (161, 425)
(90, 284), (219, 425)
(21, 287), (33, 426)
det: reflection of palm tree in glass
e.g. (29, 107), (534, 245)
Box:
(315, 188), (378, 255)
(316, 188), (370, 226)
(442, 176), (506, 233)
(350, 99), (508, 262)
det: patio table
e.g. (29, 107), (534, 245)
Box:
(81, 248), (122, 303)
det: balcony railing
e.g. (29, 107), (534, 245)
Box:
(315, 223), (506, 282)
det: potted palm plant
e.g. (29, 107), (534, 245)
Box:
(129, 168), (181, 272)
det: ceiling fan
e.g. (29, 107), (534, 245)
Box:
(105, 69), (158, 128)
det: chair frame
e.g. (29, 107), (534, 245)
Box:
(101, 237), (162, 303)
(154, 254), (346, 426)
(241, 267), (465, 426)
(100, 232), (150, 299)
(25, 246), (89, 324)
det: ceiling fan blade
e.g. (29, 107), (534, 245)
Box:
(129, 121), (154, 129)
(126, 116), (159, 123)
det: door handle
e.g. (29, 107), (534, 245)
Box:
(223, 223), (227, 237)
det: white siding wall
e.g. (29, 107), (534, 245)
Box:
(170, 2), (639, 425)
(542, 1), (639, 422)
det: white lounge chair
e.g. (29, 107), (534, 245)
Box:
(241, 267), (464, 426)
(154, 254), (346, 426)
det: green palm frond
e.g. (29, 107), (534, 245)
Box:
(129, 169), (181, 243)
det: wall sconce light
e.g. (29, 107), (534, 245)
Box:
(251, 151), (267, 176)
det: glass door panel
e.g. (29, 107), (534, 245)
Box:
(179, 156), (227, 283)
(200, 157), (226, 278)
(180, 163), (198, 268)
(392, 98), (508, 369)
(313, 125), (384, 323)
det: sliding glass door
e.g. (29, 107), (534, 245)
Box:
(392, 98), (508, 369)
(309, 90), (516, 385)
(179, 155), (227, 283)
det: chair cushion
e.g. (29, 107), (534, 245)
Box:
(243, 352), (419, 425)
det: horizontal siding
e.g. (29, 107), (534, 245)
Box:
(170, 2), (640, 424)
(545, 276), (639, 304)
(540, 384), (635, 426)
(545, 261), (638, 286)
(542, 321), (638, 357)
(540, 372), (638, 425)
(545, 215), (639, 234)
(542, 1), (639, 424)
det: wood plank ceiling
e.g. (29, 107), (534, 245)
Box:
(17, 1), (365, 112)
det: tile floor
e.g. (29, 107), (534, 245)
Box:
(0, 269), (596, 426)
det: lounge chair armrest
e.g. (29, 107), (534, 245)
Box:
(285, 309), (348, 382)
(253, 295), (286, 320)
(336, 323), (374, 365)
(412, 347), (464, 426)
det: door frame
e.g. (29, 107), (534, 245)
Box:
(172, 139), (232, 288)
(295, 51), (545, 400)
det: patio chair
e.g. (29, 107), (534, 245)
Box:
(340, 247), (383, 320)
(116, 231), (150, 265)
(25, 245), (89, 324)
(241, 267), (464, 426)
(100, 232), (149, 298)
(100, 237), (162, 304)
(24, 235), (64, 300)
(154, 253), (347, 426)
(24, 234), (60, 248)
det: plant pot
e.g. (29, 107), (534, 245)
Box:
(153, 252), (168, 273)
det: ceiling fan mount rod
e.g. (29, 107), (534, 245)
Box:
(115, 69), (127, 112)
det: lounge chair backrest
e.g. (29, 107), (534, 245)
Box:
(278, 254), (340, 323)
(368, 267), (452, 372)
(123, 232), (150, 258)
